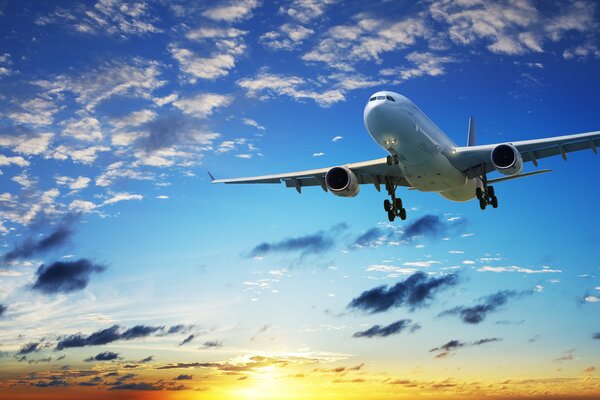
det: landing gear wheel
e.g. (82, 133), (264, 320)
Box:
(386, 156), (393, 165)
(479, 198), (487, 210)
(384, 199), (391, 212)
(395, 198), (403, 209)
(488, 186), (495, 197)
(399, 208), (407, 220)
(476, 187), (483, 200)
(490, 196), (498, 208)
(387, 210), (395, 222)
(393, 154), (399, 165)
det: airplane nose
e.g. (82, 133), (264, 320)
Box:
(364, 101), (392, 135)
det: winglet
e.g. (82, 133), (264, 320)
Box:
(207, 171), (216, 182)
(467, 116), (476, 147)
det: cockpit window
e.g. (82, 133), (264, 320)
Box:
(377, 96), (385, 100)
(369, 97), (376, 101)
(386, 95), (395, 102)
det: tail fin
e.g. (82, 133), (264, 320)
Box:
(467, 116), (476, 147)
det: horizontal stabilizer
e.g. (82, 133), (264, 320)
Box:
(487, 169), (552, 184)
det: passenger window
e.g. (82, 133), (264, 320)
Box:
(386, 95), (395, 102)
(369, 97), (376, 101)
(377, 96), (385, 100)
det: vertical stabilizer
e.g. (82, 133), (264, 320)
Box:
(467, 116), (476, 147)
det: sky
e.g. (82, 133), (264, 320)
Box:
(1, 0), (600, 399)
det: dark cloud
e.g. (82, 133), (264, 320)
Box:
(140, 114), (189, 152)
(201, 340), (222, 349)
(593, 332), (600, 340)
(351, 215), (465, 248)
(430, 337), (501, 358)
(353, 319), (420, 338)
(31, 259), (106, 294)
(174, 374), (193, 381)
(179, 334), (195, 346)
(109, 382), (163, 391)
(438, 290), (529, 324)
(402, 215), (447, 240)
(17, 342), (41, 355)
(167, 324), (190, 334)
(249, 233), (334, 258)
(139, 356), (153, 363)
(0, 304), (6, 317)
(85, 352), (120, 362)
(121, 325), (163, 340)
(56, 324), (166, 350)
(3, 225), (74, 264)
(248, 224), (347, 258)
(348, 272), (458, 314)
(352, 227), (384, 248)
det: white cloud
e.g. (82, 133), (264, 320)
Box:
(50, 144), (110, 164)
(563, 44), (600, 60)
(153, 93), (178, 106)
(260, 24), (314, 50)
(430, 0), (596, 56)
(238, 72), (345, 107)
(8, 97), (61, 127)
(380, 52), (456, 82)
(36, 0), (162, 37)
(332, 136), (343, 142)
(202, 0), (259, 22)
(0, 155), (29, 167)
(477, 265), (562, 274)
(242, 118), (265, 130)
(156, 195), (169, 199)
(366, 264), (417, 275)
(34, 58), (166, 111)
(56, 176), (91, 191)
(403, 261), (441, 268)
(303, 16), (429, 70)
(62, 116), (103, 142)
(313, 152), (325, 157)
(68, 199), (97, 213)
(186, 27), (247, 41)
(96, 161), (154, 187)
(280, 0), (336, 23)
(584, 295), (599, 303)
(110, 109), (156, 128)
(173, 93), (233, 118)
(0, 132), (53, 156)
(102, 192), (143, 206)
(170, 47), (236, 82)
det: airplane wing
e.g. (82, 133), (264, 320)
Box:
(211, 157), (411, 193)
(448, 130), (600, 178)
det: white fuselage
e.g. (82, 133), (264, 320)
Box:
(364, 91), (477, 201)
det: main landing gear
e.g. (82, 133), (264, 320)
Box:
(383, 177), (406, 222)
(476, 165), (498, 210)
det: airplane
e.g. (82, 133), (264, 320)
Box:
(211, 91), (600, 221)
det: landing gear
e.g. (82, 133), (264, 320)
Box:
(383, 177), (406, 221)
(386, 154), (400, 165)
(476, 164), (498, 210)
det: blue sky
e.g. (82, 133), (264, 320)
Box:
(0, 0), (600, 397)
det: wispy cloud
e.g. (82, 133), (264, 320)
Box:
(439, 290), (531, 324)
(430, 337), (502, 359)
(353, 319), (420, 338)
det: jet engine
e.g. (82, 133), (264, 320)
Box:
(491, 143), (523, 175)
(325, 166), (360, 197)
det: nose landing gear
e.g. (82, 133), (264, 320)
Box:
(386, 154), (399, 165)
(383, 177), (406, 221)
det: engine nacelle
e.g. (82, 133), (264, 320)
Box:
(491, 143), (523, 176)
(325, 166), (360, 197)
